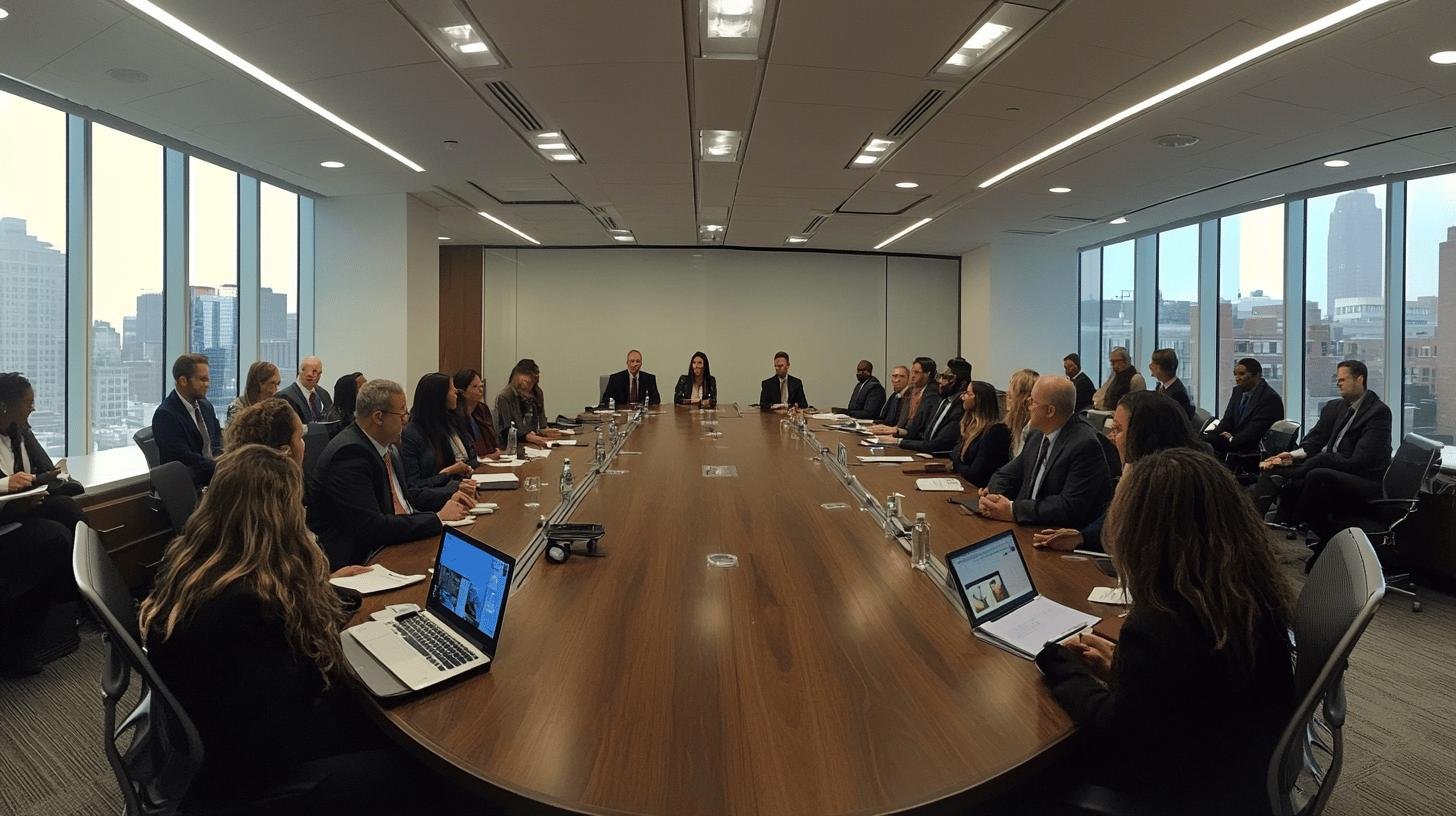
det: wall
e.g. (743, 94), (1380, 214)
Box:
(960, 240), (1079, 388)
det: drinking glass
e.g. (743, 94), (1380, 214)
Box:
(524, 475), (541, 508)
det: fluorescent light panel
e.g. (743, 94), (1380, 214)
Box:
(848, 135), (898, 168)
(532, 131), (580, 163)
(699, 130), (744, 162)
(394, 0), (503, 70)
(122, 0), (425, 172)
(701, 0), (766, 58)
(978, 0), (1396, 188)
(873, 217), (933, 251)
(477, 210), (540, 245)
(933, 3), (1046, 80)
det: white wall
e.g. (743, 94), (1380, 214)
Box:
(960, 241), (1079, 389)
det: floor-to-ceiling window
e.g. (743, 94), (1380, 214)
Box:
(260, 182), (300, 377)
(1404, 173), (1456, 442)
(1101, 240), (1135, 375)
(1079, 248), (1102, 384)
(188, 157), (240, 403)
(1218, 205), (1286, 413)
(1157, 224), (1200, 404)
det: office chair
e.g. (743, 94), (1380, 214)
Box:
(1234, 419), (1301, 486)
(0, 522), (19, 538)
(1085, 409), (1113, 436)
(1268, 527), (1385, 816)
(301, 422), (333, 481)
(149, 462), (197, 533)
(133, 426), (162, 470)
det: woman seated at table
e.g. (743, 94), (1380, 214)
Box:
(1003, 368), (1037, 456)
(141, 444), (472, 812)
(452, 368), (498, 458)
(947, 380), (1011, 487)
(673, 351), (717, 408)
(400, 373), (477, 512)
(1035, 447), (1294, 814)
(226, 361), (280, 425)
(325, 371), (365, 428)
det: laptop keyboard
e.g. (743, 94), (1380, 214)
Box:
(391, 614), (477, 670)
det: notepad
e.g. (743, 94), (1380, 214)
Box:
(472, 473), (520, 490)
(521, 447), (551, 459)
(859, 437), (882, 446)
(483, 458), (526, 468)
(545, 439), (579, 447)
(812, 412), (851, 420)
(976, 596), (1099, 660)
(858, 455), (913, 463)
(915, 477), (963, 492)
(329, 564), (427, 595)
(0, 484), (47, 506)
(1088, 586), (1131, 605)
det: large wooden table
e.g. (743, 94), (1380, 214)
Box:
(351, 408), (1118, 815)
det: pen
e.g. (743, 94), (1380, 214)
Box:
(1044, 623), (1092, 648)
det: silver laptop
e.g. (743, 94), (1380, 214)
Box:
(346, 528), (515, 691)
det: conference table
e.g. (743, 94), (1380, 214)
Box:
(350, 406), (1120, 815)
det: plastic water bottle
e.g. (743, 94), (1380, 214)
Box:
(594, 426), (606, 466)
(608, 417), (620, 445)
(885, 494), (900, 539)
(560, 458), (574, 500)
(608, 397), (616, 413)
(911, 513), (930, 571)
(505, 422), (518, 458)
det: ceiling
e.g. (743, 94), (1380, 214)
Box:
(2, 0), (1454, 254)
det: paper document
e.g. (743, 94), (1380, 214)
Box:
(522, 447), (551, 460)
(443, 518), (475, 528)
(859, 438), (882, 446)
(0, 485), (47, 506)
(812, 412), (851, 420)
(473, 473), (520, 485)
(977, 596), (1099, 660)
(557, 429), (577, 436)
(1088, 586), (1131, 605)
(483, 458), (526, 468)
(329, 564), (427, 595)
(546, 439), (579, 447)
(858, 455), (913, 463)
(915, 477), (963, 492)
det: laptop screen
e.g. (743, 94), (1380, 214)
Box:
(946, 531), (1037, 625)
(427, 529), (513, 647)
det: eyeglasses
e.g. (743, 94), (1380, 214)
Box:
(381, 410), (410, 420)
(936, 372), (955, 381)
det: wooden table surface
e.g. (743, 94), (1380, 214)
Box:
(351, 409), (1119, 815)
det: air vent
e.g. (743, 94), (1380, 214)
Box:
(1042, 215), (1097, 225)
(483, 81), (543, 131)
(590, 206), (621, 231)
(888, 90), (945, 138)
(802, 213), (830, 234)
(1004, 229), (1058, 237)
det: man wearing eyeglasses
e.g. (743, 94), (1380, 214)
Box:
(308, 378), (469, 569)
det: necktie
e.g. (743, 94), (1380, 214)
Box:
(308, 389), (321, 421)
(630, 375), (638, 405)
(1234, 392), (1250, 424)
(928, 399), (952, 440)
(1327, 404), (1358, 454)
(850, 380), (863, 407)
(192, 404), (213, 460)
(1029, 436), (1052, 499)
(780, 379), (788, 406)
(383, 450), (408, 514)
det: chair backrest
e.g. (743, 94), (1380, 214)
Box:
(134, 426), (161, 469)
(302, 422), (334, 480)
(1192, 407), (1214, 434)
(599, 374), (611, 402)
(1085, 409), (1113, 436)
(72, 522), (203, 816)
(149, 462), (197, 533)
(1268, 528), (1385, 816)
(1382, 433), (1441, 502)
(1261, 419), (1301, 456)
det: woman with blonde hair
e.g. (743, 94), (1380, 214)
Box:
(1003, 368), (1038, 456)
(225, 360), (280, 425)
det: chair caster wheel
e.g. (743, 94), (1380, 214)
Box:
(1413, 601), (1422, 613)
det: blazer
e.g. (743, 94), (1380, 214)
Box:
(398, 422), (476, 512)
(1294, 391), (1393, 482)
(673, 374), (718, 407)
(900, 387), (943, 440)
(948, 423), (1013, 487)
(900, 391), (965, 454)
(151, 390), (223, 487)
(460, 402), (498, 458)
(0, 422), (56, 477)
(277, 382), (334, 424)
(1210, 379), (1284, 455)
(1070, 371), (1096, 413)
(843, 376), (887, 420)
(1155, 378), (1196, 421)
(759, 375), (808, 409)
(985, 415), (1112, 528)
(306, 423), (443, 569)
(877, 389), (906, 427)
(493, 385), (545, 441)
(600, 370), (660, 407)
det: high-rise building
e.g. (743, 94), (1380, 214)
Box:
(91, 321), (129, 428)
(1435, 227), (1456, 440)
(190, 284), (238, 401)
(0, 217), (66, 457)
(1326, 189), (1384, 319)
(259, 286), (295, 373)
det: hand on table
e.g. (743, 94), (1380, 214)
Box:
(867, 424), (895, 436)
(440, 461), (472, 477)
(330, 565), (371, 579)
(437, 501), (468, 523)
(1032, 528), (1084, 551)
(449, 490), (475, 510)
(1064, 631), (1116, 683)
(977, 493), (1014, 522)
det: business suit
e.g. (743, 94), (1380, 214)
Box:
(493, 385), (544, 442)
(1252, 391), (1392, 523)
(307, 423), (443, 569)
(398, 422), (476, 512)
(600, 370), (660, 406)
(1156, 377), (1196, 421)
(948, 423), (1012, 487)
(1206, 379), (1284, 458)
(1070, 371), (1096, 413)
(985, 415), (1112, 528)
(877, 389), (906, 427)
(759, 375), (808, 409)
(278, 382), (334, 424)
(899, 388), (943, 441)
(151, 390), (223, 487)
(900, 390), (964, 454)
(0, 422), (84, 527)
(673, 374), (718, 407)
(843, 376), (886, 420)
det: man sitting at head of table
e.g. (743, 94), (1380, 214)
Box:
(875, 364), (911, 427)
(278, 355), (334, 424)
(494, 360), (560, 447)
(600, 349), (659, 407)
(978, 376), (1112, 528)
(867, 357), (936, 439)
(307, 378), (469, 570)
(834, 360), (886, 420)
(1092, 346), (1146, 411)
(759, 351), (808, 410)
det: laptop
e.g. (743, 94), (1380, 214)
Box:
(346, 528), (515, 691)
(945, 531), (1098, 660)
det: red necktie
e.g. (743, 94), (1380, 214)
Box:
(629, 375), (638, 405)
(383, 453), (408, 515)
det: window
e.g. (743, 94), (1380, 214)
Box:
(1218, 205), (1285, 413)
(0, 91), (68, 459)
(1156, 224), (1199, 404)
(259, 182), (299, 376)
(188, 157), (239, 404)
(1405, 173), (1456, 442)
(1101, 240), (1135, 377)
(92, 124), (165, 453)
(1079, 248), (1102, 384)
(1305, 185), (1386, 430)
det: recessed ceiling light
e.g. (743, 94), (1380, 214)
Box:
(1429, 51), (1456, 64)
(612, 235), (635, 242)
(536, 142), (566, 150)
(437, 236), (451, 240)
(895, 181), (920, 189)
(702, 224), (724, 232)
(549, 153), (578, 162)
(1110, 217), (1128, 225)
(978, 0), (1397, 189)
(873, 217), (933, 251)
(320, 160), (346, 169)
(785, 236), (809, 244)
(933, 4), (1046, 80)
(699, 130), (743, 163)
(1153, 133), (1200, 149)
(456, 41), (489, 54)
(1048, 186), (1071, 194)
(853, 155), (878, 165)
(0, 8), (9, 19)
(538, 131), (560, 138)
(701, 0), (766, 59)
(1324, 159), (1350, 168)
(477, 210), (540, 245)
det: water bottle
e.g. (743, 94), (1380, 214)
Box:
(505, 422), (518, 458)
(911, 513), (930, 571)
(594, 426), (606, 466)
(885, 494), (900, 539)
(608, 397), (616, 413)
(608, 417), (620, 445)
(560, 458), (574, 500)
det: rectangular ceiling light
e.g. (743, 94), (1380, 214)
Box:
(873, 217), (933, 251)
(122, 0), (425, 172)
(978, 0), (1396, 188)
(699, 130), (743, 162)
(393, 0), (505, 71)
(608, 228), (636, 243)
(932, 3), (1046, 81)
(532, 131), (581, 163)
(700, 0), (766, 59)
(847, 136), (898, 169)
(477, 211), (541, 245)
(784, 235), (809, 245)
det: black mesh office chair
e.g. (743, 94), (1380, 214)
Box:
(148, 462), (197, 533)
(1234, 419), (1301, 485)
(1086, 409), (1113, 437)
(134, 426), (162, 470)
(1192, 407), (1214, 435)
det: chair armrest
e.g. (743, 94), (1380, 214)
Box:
(1367, 498), (1420, 508)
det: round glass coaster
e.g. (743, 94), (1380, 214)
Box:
(706, 553), (739, 568)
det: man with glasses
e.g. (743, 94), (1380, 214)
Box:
(869, 357), (937, 438)
(900, 357), (973, 454)
(308, 378), (469, 569)
(1092, 346), (1146, 411)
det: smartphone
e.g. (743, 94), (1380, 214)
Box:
(33, 466), (64, 486)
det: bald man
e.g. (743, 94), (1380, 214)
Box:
(837, 360), (886, 419)
(980, 376), (1112, 527)
(278, 355), (334, 423)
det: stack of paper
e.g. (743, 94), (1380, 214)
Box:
(472, 473), (520, 490)
(329, 564), (427, 595)
(915, 477), (963, 492)
(484, 458), (527, 468)
(522, 447), (551, 460)
(812, 412), (852, 421)
(546, 439), (579, 447)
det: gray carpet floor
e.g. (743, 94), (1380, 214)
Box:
(3, 536), (1453, 815)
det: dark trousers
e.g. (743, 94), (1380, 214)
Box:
(0, 515), (75, 663)
(1300, 468), (1383, 542)
(1251, 466), (1307, 521)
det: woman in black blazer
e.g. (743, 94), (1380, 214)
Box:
(674, 351), (718, 408)
(947, 380), (1012, 487)
(1035, 448), (1295, 814)
(400, 373), (477, 512)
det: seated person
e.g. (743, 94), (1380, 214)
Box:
(226, 360), (280, 425)
(758, 351), (808, 410)
(1063, 353), (1095, 413)
(1035, 448), (1295, 815)
(947, 380), (1012, 487)
(399, 373), (478, 512)
(1149, 347), (1195, 421)
(1092, 346), (1146, 411)
(835, 360), (886, 419)
(601, 349), (659, 406)
(1003, 368), (1038, 456)
(1205, 357), (1283, 463)
(142, 444), (472, 812)
(278, 356), (333, 423)
(868, 357), (937, 438)
(152, 353), (222, 487)
(979, 377), (1111, 528)
(494, 360), (559, 447)
(453, 369), (498, 458)
(324, 371), (366, 428)
(307, 379), (467, 569)
(875, 365), (910, 427)
(673, 351), (718, 408)
(898, 357), (973, 454)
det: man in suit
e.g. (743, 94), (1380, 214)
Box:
(876, 365), (911, 426)
(1252, 359), (1392, 534)
(759, 351), (808, 410)
(1092, 346), (1146, 411)
(278, 356), (333, 424)
(836, 360), (886, 419)
(899, 357), (972, 454)
(307, 379), (469, 569)
(980, 376), (1111, 528)
(1149, 348), (1196, 421)
(600, 349), (659, 407)
(869, 357), (936, 438)
(1063, 353), (1095, 413)
(151, 354), (223, 487)
(1205, 357), (1284, 460)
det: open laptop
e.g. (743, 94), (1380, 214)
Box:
(345, 528), (515, 691)
(945, 531), (1098, 660)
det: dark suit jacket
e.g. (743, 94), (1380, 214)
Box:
(901, 391), (965, 454)
(307, 423), (443, 569)
(1209, 379), (1284, 455)
(1156, 378), (1196, 420)
(948, 423), (1013, 487)
(151, 390), (222, 487)
(398, 422), (476, 512)
(877, 389), (906, 427)
(843, 377), (886, 420)
(278, 382), (334, 424)
(759, 375), (808, 409)
(673, 374), (718, 407)
(986, 415), (1112, 528)
(1070, 371), (1096, 413)
(601, 370), (660, 407)
(900, 387), (943, 440)
(1294, 392), (1393, 482)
